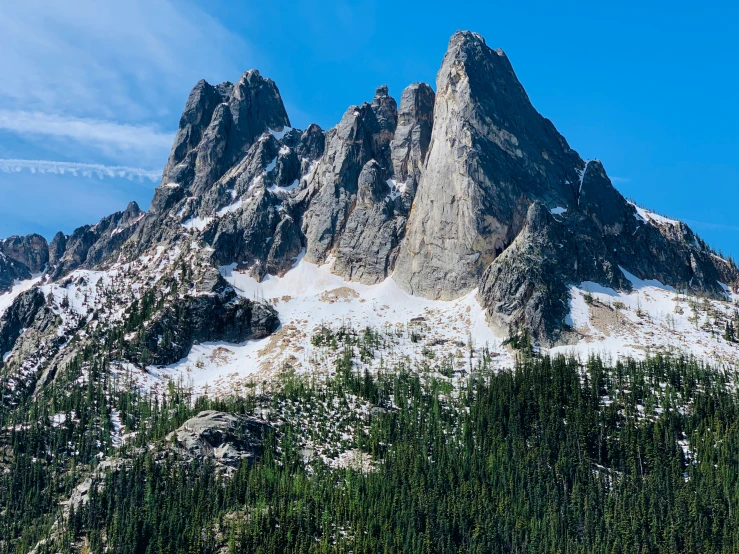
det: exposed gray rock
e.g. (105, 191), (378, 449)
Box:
(50, 201), (143, 279)
(0, 234), (49, 273)
(297, 123), (326, 164)
(48, 232), (67, 267)
(169, 410), (271, 467)
(162, 79), (232, 185)
(127, 273), (279, 367)
(153, 70), (290, 214)
(299, 92), (398, 264)
(478, 202), (629, 345)
(225, 70), (291, 168)
(394, 31), (583, 299)
(332, 160), (406, 283)
(262, 214), (303, 277)
(390, 82), (435, 206)
(190, 102), (234, 196)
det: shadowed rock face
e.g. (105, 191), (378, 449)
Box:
(0, 234), (49, 274)
(124, 270), (279, 367)
(0, 253), (31, 293)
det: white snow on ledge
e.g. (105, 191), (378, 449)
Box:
(268, 179), (299, 194)
(630, 202), (680, 227)
(719, 282), (739, 303)
(182, 216), (214, 231)
(268, 127), (293, 140)
(0, 273), (44, 319)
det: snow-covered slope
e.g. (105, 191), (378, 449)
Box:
(4, 244), (738, 401)
(141, 254), (504, 397)
(0, 273), (44, 319)
(552, 268), (739, 365)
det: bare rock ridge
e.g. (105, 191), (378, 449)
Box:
(394, 31), (584, 298)
(0, 30), (737, 349)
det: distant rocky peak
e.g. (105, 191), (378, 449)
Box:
(371, 85), (398, 133)
(226, 69), (291, 166)
(0, 234), (49, 274)
(390, 82), (434, 187)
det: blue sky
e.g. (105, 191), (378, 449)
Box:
(1, 0), (737, 257)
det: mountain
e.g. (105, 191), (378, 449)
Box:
(2, 30), (739, 554)
(1, 30), (738, 393)
(1, 30), (736, 365)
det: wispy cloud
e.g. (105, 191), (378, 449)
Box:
(684, 219), (739, 233)
(0, 159), (160, 182)
(0, 0), (252, 118)
(0, 0), (254, 167)
(609, 176), (630, 183)
(0, 111), (174, 161)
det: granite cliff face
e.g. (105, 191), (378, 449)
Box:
(1, 30), (737, 361)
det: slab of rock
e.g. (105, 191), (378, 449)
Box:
(169, 410), (271, 466)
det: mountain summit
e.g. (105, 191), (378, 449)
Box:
(1, 30), (737, 396)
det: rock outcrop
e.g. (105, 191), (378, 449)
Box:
(0, 288), (49, 360)
(0, 252), (31, 293)
(125, 270), (279, 367)
(0, 234), (49, 274)
(169, 411), (271, 467)
(49, 201), (144, 279)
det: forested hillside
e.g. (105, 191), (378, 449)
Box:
(3, 330), (739, 553)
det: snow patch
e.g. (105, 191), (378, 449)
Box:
(182, 216), (213, 231)
(554, 267), (739, 365)
(263, 156), (277, 175)
(385, 179), (404, 202)
(719, 282), (739, 303)
(269, 127), (292, 140)
(147, 256), (506, 396)
(629, 202), (679, 227)
(576, 160), (591, 205)
(550, 206), (567, 216)
(0, 273), (44, 319)
(216, 197), (252, 217)
(268, 179), (299, 194)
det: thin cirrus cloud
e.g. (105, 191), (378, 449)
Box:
(0, 111), (174, 164)
(0, 0), (255, 175)
(0, 159), (161, 183)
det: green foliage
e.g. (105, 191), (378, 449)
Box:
(3, 341), (739, 553)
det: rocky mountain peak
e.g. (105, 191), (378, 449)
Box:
(371, 84), (398, 135)
(226, 69), (291, 167)
(151, 68), (290, 213)
(395, 29), (581, 299)
(1, 30), (736, 357)
(0, 234), (49, 274)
